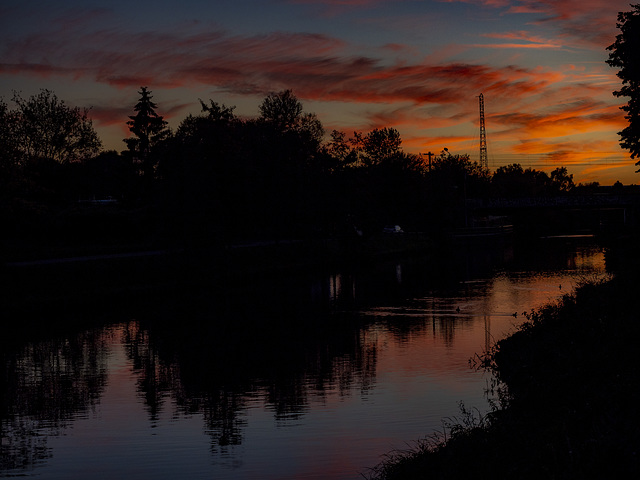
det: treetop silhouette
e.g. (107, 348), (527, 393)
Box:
(125, 87), (168, 157)
(6, 89), (101, 165)
(125, 87), (168, 181)
(607, 4), (640, 165)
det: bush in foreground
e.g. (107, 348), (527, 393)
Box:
(368, 273), (640, 479)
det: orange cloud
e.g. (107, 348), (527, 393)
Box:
(1, 0), (633, 183)
(582, 161), (634, 177)
(0, 7), (572, 109)
(493, 101), (625, 141)
(506, 136), (629, 176)
(407, 135), (473, 154)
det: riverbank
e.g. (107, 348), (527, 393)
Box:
(1, 232), (434, 314)
(367, 238), (640, 479)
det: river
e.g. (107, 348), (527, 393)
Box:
(0, 238), (606, 479)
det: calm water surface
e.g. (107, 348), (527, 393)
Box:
(1, 240), (606, 479)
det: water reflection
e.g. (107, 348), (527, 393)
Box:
(1, 240), (606, 479)
(119, 295), (378, 458)
(1, 329), (110, 471)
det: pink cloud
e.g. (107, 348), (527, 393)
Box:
(509, 1), (628, 47)
(2, 21), (565, 110)
(441, 1), (629, 51)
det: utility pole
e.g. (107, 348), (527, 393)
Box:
(420, 151), (434, 171)
(479, 93), (488, 169)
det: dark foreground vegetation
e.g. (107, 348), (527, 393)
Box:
(367, 237), (640, 480)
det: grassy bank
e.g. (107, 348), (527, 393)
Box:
(367, 241), (640, 479)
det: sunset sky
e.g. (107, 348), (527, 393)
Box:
(1, 0), (636, 184)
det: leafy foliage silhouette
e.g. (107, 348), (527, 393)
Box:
(8, 89), (101, 165)
(607, 4), (640, 165)
(0, 86), (619, 255)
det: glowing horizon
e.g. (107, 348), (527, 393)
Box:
(1, 0), (636, 184)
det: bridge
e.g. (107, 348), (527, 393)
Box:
(465, 193), (640, 236)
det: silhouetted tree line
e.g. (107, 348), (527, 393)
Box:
(0, 87), (612, 248)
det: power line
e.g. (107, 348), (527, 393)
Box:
(489, 158), (631, 165)
(469, 153), (633, 168)
(492, 163), (632, 167)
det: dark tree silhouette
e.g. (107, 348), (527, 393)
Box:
(430, 150), (490, 189)
(423, 150), (490, 228)
(125, 87), (168, 179)
(351, 127), (404, 167)
(259, 89), (304, 130)
(492, 164), (551, 197)
(157, 99), (242, 242)
(79, 150), (136, 201)
(9, 89), (101, 164)
(199, 98), (237, 123)
(607, 4), (640, 164)
(318, 126), (430, 232)
(0, 90), (103, 215)
(253, 90), (325, 235)
(258, 89), (324, 146)
(326, 127), (415, 171)
(0, 99), (20, 187)
(325, 130), (357, 170)
(549, 166), (574, 193)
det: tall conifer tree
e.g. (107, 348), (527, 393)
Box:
(125, 87), (167, 178)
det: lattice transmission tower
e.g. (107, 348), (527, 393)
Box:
(478, 93), (488, 169)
